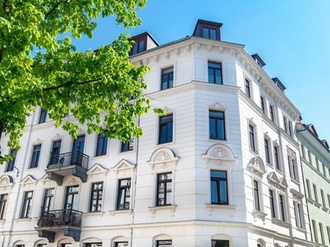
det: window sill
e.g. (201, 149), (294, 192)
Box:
(94, 154), (108, 158)
(290, 177), (300, 185)
(109, 209), (133, 216)
(209, 137), (226, 142)
(307, 198), (315, 204)
(252, 210), (267, 218)
(272, 218), (290, 228)
(149, 205), (177, 217)
(157, 141), (174, 147)
(296, 226), (307, 233)
(15, 217), (33, 223)
(119, 150), (134, 154)
(83, 211), (105, 217)
(205, 204), (236, 216)
(249, 149), (258, 155)
(322, 207), (328, 212)
(314, 202), (322, 208)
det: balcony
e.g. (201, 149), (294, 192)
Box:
(35, 209), (83, 242)
(45, 152), (89, 186)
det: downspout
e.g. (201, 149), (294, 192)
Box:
(6, 110), (36, 247)
(130, 115), (141, 247)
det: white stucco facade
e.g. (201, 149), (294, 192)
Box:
(0, 20), (314, 247)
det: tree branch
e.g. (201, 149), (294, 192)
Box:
(45, 1), (65, 18)
(41, 77), (101, 92)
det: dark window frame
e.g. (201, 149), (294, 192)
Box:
(274, 146), (281, 171)
(294, 200), (304, 228)
(158, 115), (173, 144)
(264, 138), (270, 164)
(269, 190), (276, 218)
(279, 194), (286, 221)
(6, 149), (17, 172)
(249, 124), (257, 152)
(95, 131), (108, 156)
(245, 79), (251, 98)
(156, 172), (172, 206)
(209, 110), (226, 140)
(253, 180), (261, 211)
(21, 191), (33, 218)
(117, 178), (131, 210)
(42, 188), (54, 213)
(89, 182), (103, 212)
(208, 61), (222, 84)
(38, 108), (47, 124)
(211, 240), (229, 247)
(0, 194), (8, 220)
(156, 240), (172, 247)
(210, 170), (228, 205)
(269, 105), (275, 123)
(260, 96), (265, 113)
(30, 144), (41, 168)
(49, 140), (61, 164)
(161, 67), (174, 90)
(121, 140), (134, 152)
(85, 243), (102, 247)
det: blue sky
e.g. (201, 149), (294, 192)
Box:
(74, 0), (330, 141)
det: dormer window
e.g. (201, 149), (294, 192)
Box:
(193, 19), (222, 41)
(129, 32), (159, 56)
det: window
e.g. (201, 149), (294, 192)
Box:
(6, 149), (17, 172)
(306, 179), (312, 199)
(274, 146), (280, 171)
(249, 124), (257, 152)
(269, 190), (276, 218)
(327, 226), (330, 245)
(42, 188), (54, 213)
(327, 194), (330, 208)
(279, 194), (286, 221)
(322, 163), (327, 177)
(320, 223), (325, 245)
(208, 62), (222, 84)
(264, 139), (270, 164)
(114, 242), (128, 247)
(313, 184), (319, 203)
(96, 131), (108, 156)
(39, 108), (47, 124)
(16, 245), (25, 247)
(49, 140), (61, 164)
(64, 186), (79, 210)
(293, 200), (304, 228)
(156, 240), (172, 247)
(253, 180), (260, 211)
(30, 144), (41, 168)
(312, 220), (318, 243)
(269, 105), (275, 122)
(72, 135), (85, 154)
(117, 179), (131, 210)
(260, 96), (265, 113)
(288, 121), (293, 137)
(85, 243), (102, 247)
(129, 38), (146, 56)
(209, 110), (226, 140)
(121, 140), (134, 152)
(157, 173), (172, 206)
(245, 79), (251, 98)
(161, 67), (174, 90)
(0, 194), (8, 220)
(61, 244), (72, 247)
(211, 170), (228, 205)
(21, 191), (33, 218)
(283, 116), (287, 132)
(321, 189), (326, 207)
(287, 149), (298, 181)
(211, 240), (229, 247)
(159, 115), (173, 144)
(90, 182), (103, 212)
(202, 27), (218, 40)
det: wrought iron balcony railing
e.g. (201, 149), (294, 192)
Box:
(37, 209), (83, 227)
(47, 152), (89, 170)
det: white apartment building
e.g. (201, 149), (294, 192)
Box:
(0, 19), (313, 247)
(296, 123), (330, 247)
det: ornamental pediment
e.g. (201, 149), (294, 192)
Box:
(147, 148), (179, 171)
(202, 144), (236, 165)
(87, 163), (109, 175)
(112, 159), (135, 172)
(21, 175), (37, 188)
(248, 156), (265, 176)
(0, 175), (14, 191)
(267, 171), (280, 184)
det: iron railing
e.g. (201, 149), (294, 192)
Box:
(37, 209), (83, 227)
(47, 152), (89, 169)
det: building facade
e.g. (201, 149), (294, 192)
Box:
(296, 123), (330, 247)
(0, 20), (314, 247)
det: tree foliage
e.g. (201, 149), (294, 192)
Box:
(0, 0), (150, 162)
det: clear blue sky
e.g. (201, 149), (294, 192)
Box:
(74, 0), (330, 141)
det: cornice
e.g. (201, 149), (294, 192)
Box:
(147, 81), (239, 100)
(238, 91), (263, 117)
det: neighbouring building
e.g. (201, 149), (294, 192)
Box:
(0, 19), (314, 247)
(296, 123), (330, 247)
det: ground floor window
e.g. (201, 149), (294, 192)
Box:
(85, 243), (102, 247)
(115, 242), (128, 247)
(212, 240), (229, 247)
(156, 240), (172, 247)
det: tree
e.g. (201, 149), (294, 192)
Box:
(0, 0), (151, 162)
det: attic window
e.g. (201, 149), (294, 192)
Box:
(129, 38), (146, 56)
(193, 19), (222, 41)
(272, 77), (286, 92)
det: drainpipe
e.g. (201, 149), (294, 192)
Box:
(130, 115), (141, 247)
